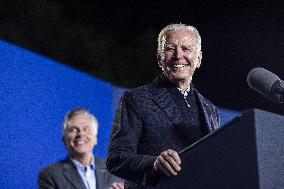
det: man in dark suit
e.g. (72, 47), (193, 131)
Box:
(107, 24), (220, 189)
(38, 108), (124, 189)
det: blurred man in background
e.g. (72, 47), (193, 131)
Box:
(38, 108), (124, 189)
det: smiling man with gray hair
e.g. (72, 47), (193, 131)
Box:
(38, 108), (124, 189)
(107, 23), (220, 189)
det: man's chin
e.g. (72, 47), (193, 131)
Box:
(170, 75), (190, 82)
(71, 148), (92, 156)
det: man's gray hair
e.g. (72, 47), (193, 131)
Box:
(62, 107), (98, 136)
(157, 23), (202, 60)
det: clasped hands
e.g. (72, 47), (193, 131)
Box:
(153, 149), (181, 177)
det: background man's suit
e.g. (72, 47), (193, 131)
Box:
(38, 157), (123, 189)
(107, 74), (220, 189)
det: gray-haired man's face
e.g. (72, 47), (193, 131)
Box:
(63, 114), (97, 158)
(159, 29), (202, 85)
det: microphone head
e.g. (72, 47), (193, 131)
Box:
(247, 67), (279, 94)
(247, 67), (282, 103)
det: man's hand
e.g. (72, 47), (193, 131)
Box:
(107, 182), (124, 189)
(153, 149), (181, 177)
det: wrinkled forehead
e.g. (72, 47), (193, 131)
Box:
(165, 29), (199, 47)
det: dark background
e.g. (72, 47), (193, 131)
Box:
(1, 0), (284, 115)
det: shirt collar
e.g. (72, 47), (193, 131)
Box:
(177, 86), (191, 98)
(70, 156), (95, 171)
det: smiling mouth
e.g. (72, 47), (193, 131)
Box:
(170, 64), (188, 68)
(75, 140), (87, 145)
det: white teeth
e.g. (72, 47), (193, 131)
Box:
(76, 140), (86, 144)
(173, 64), (186, 68)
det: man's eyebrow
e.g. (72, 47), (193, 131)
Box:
(182, 44), (193, 47)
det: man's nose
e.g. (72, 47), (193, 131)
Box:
(76, 129), (86, 136)
(174, 48), (183, 59)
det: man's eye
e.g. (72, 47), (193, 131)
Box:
(182, 47), (191, 51)
(165, 47), (174, 51)
(69, 128), (78, 133)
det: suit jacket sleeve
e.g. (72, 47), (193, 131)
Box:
(107, 91), (157, 185)
(38, 169), (56, 189)
(95, 157), (124, 189)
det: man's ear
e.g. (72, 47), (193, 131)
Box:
(196, 51), (202, 68)
(158, 60), (163, 68)
(157, 53), (163, 68)
(62, 136), (66, 146)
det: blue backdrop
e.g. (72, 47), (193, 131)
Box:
(0, 40), (238, 189)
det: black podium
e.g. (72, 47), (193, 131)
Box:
(157, 109), (284, 189)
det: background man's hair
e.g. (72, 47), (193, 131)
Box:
(62, 107), (98, 136)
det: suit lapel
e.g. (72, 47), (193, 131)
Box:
(63, 158), (86, 189)
(195, 89), (215, 133)
(95, 158), (105, 189)
(149, 75), (183, 126)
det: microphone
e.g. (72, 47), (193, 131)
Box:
(247, 67), (284, 103)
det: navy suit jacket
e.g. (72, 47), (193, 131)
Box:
(38, 157), (123, 189)
(107, 75), (220, 189)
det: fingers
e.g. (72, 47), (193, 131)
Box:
(154, 158), (172, 176)
(154, 149), (181, 177)
(169, 149), (181, 165)
(161, 149), (181, 169)
(108, 182), (124, 189)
